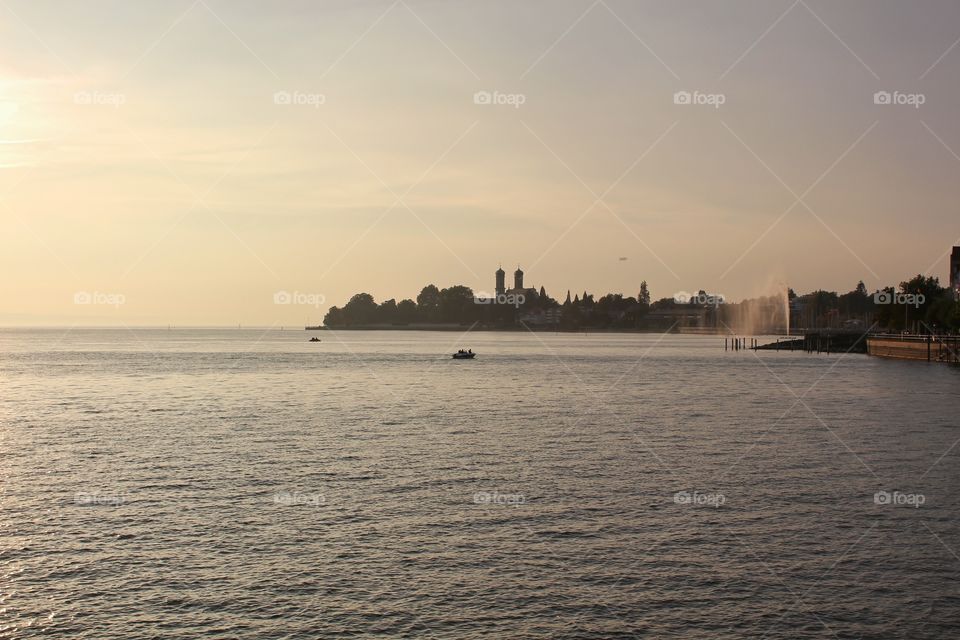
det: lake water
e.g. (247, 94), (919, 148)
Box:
(2, 328), (959, 639)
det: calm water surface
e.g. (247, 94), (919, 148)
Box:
(1, 328), (959, 639)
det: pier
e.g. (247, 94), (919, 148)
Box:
(746, 330), (869, 354)
(724, 337), (758, 351)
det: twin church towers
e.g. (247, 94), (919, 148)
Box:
(495, 265), (540, 300)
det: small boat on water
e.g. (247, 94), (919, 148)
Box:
(309, 337), (321, 342)
(452, 349), (475, 359)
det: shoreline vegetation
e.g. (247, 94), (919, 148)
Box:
(322, 275), (960, 334)
(314, 324), (680, 332)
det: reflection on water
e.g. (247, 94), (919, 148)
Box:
(1, 328), (959, 638)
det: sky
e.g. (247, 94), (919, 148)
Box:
(1, 0), (959, 325)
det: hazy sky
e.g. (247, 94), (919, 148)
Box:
(2, 0), (960, 325)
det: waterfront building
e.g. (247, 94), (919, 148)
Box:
(951, 247), (960, 301)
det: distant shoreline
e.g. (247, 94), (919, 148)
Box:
(0, 325), (775, 336)
(313, 324), (735, 335)
(315, 324), (635, 332)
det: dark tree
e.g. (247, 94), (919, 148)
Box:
(638, 281), (651, 307)
(439, 285), (475, 324)
(377, 298), (398, 324)
(900, 275), (945, 329)
(416, 285), (441, 322)
(342, 293), (377, 325)
(397, 299), (418, 324)
(323, 306), (344, 327)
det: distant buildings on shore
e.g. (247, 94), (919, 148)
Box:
(326, 252), (960, 332)
(489, 250), (955, 334)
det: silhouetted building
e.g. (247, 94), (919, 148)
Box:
(487, 265), (565, 326)
(494, 265), (540, 304)
(952, 247), (960, 301)
(520, 308), (562, 326)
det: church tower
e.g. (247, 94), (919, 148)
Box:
(514, 266), (524, 290)
(495, 266), (506, 296)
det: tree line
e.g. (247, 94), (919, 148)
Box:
(323, 281), (654, 328)
(322, 276), (960, 332)
(789, 276), (959, 332)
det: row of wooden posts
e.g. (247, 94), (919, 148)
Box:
(725, 337), (757, 351)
